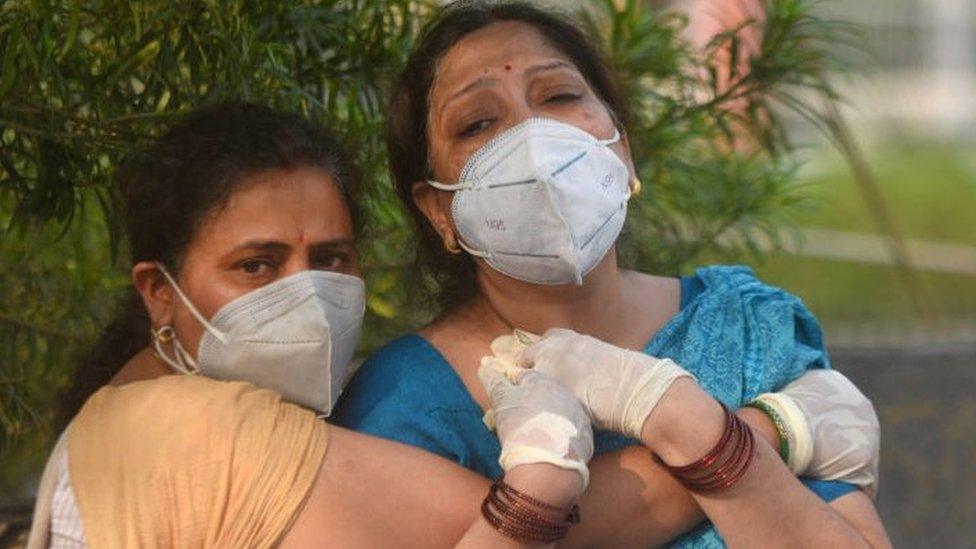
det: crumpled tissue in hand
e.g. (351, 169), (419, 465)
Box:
(481, 329), (540, 430)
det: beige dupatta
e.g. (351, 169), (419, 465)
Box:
(67, 375), (329, 548)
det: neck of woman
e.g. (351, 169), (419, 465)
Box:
(110, 347), (174, 386)
(467, 251), (637, 346)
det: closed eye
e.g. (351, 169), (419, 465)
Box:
(546, 92), (582, 104)
(459, 118), (495, 138)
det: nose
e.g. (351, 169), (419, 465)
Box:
(502, 91), (535, 133)
(281, 256), (313, 278)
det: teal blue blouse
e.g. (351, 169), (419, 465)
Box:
(334, 265), (856, 547)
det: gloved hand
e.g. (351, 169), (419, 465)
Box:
(753, 369), (881, 498)
(514, 328), (695, 439)
(478, 360), (595, 490)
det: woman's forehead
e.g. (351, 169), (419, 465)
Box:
(194, 167), (353, 250)
(431, 21), (577, 101)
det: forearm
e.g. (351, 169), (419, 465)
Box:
(456, 465), (580, 549)
(644, 380), (871, 548)
(563, 409), (780, 548)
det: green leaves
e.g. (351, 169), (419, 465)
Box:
(580, 0), (847, 273)
(0, 0), (433, 467)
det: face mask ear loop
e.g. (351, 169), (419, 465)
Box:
(151, 327), (198, 375)
(597, 128), (621, 147)
(456, 238), (490, 259)
(155, 262), (229, 345)
(426, 179), (471, 191)
(598, 128), (638, 200)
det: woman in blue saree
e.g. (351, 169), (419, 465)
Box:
(335, 2), (890, 546)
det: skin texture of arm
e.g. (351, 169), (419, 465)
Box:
(280, 428), (583, 549)
(281, 427), (486, 548)
(642, 380), (892, 549)
(561, 409), (776, 547)
(116, 351), (887, 547)
(564, 416), (890, 548)
(280, 417), (889, 548)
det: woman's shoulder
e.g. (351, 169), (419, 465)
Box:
(678, 264), (821, 327)
(347, 334), (462, 392)
(334, 334), (477, 423)
(332, 334), (492, 465)
(78, 375), (319, 435)
(686, 264), (815, 313)
(650, 265), (830, 389)
(692, 264), (774, 293)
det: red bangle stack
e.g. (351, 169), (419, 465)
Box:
(481, 480), (581, 543)
(659, 403), (756, 493)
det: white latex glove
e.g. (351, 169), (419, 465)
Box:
(515, 328), (695, 439)
(479, 360), (595, 490)
(754, 369), (881, 498)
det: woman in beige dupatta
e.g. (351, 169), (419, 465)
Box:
(30, 103), (594, 549)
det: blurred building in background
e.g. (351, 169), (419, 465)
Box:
(673, 2), (975, 546)
(820, 0), (976, 144)
(775, 1), (976, 546)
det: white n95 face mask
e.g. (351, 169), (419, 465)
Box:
(152, 264), (365, 416)
(428, 117), (632, 285)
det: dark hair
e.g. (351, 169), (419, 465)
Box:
(387, 0), (628, 311)
(57, 103), (360, 429)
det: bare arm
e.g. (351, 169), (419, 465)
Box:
(643, 380), (883, 548)
(455, 465), (583, 549)
(283, 414), (882, 549)
(568, 408), (890, 548)
(281, 427), (488, 548)
(829, 491), (892, 549)
(562, 408), (776, 547)
(282, 400), (592, 549)
(520, 331), (889, 547)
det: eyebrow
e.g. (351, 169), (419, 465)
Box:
(230, 240), (291, 255)
(524, 60), (575, 78)
(441, 60), (577, 109)
(229, 238), (355, 255)
(443, 75), (499, 108)
(309, 238), (356, 251)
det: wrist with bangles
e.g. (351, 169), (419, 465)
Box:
(743, 398), (791, 463)
(481, 479), (581, 543)
(744, 392), (813, 475)
(655, 402), (757, 493)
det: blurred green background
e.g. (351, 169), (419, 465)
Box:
(1, 0), (974, 546)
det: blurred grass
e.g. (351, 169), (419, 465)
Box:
(751, 143), (976, 324)
(788, 143), (976, 245)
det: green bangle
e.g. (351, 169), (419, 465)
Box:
(744, 399), (791, 464)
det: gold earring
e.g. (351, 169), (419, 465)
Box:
(153, 325), (176, 344)
(443, 231), (462, 255)
(629, 176), (642, 196)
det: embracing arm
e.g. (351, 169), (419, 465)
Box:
(644, 379), (890, 548)
(285, 428), (582, 548)
(281, 427), (487, 548)
(562, 408), (777, 547)
(567, 406), (889, 548)
(285, 366), (594, 549)
(520, 330), (890, 548)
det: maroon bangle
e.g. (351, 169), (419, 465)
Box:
(658, 403), (756, 493)
(481, 480), (580, 543)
